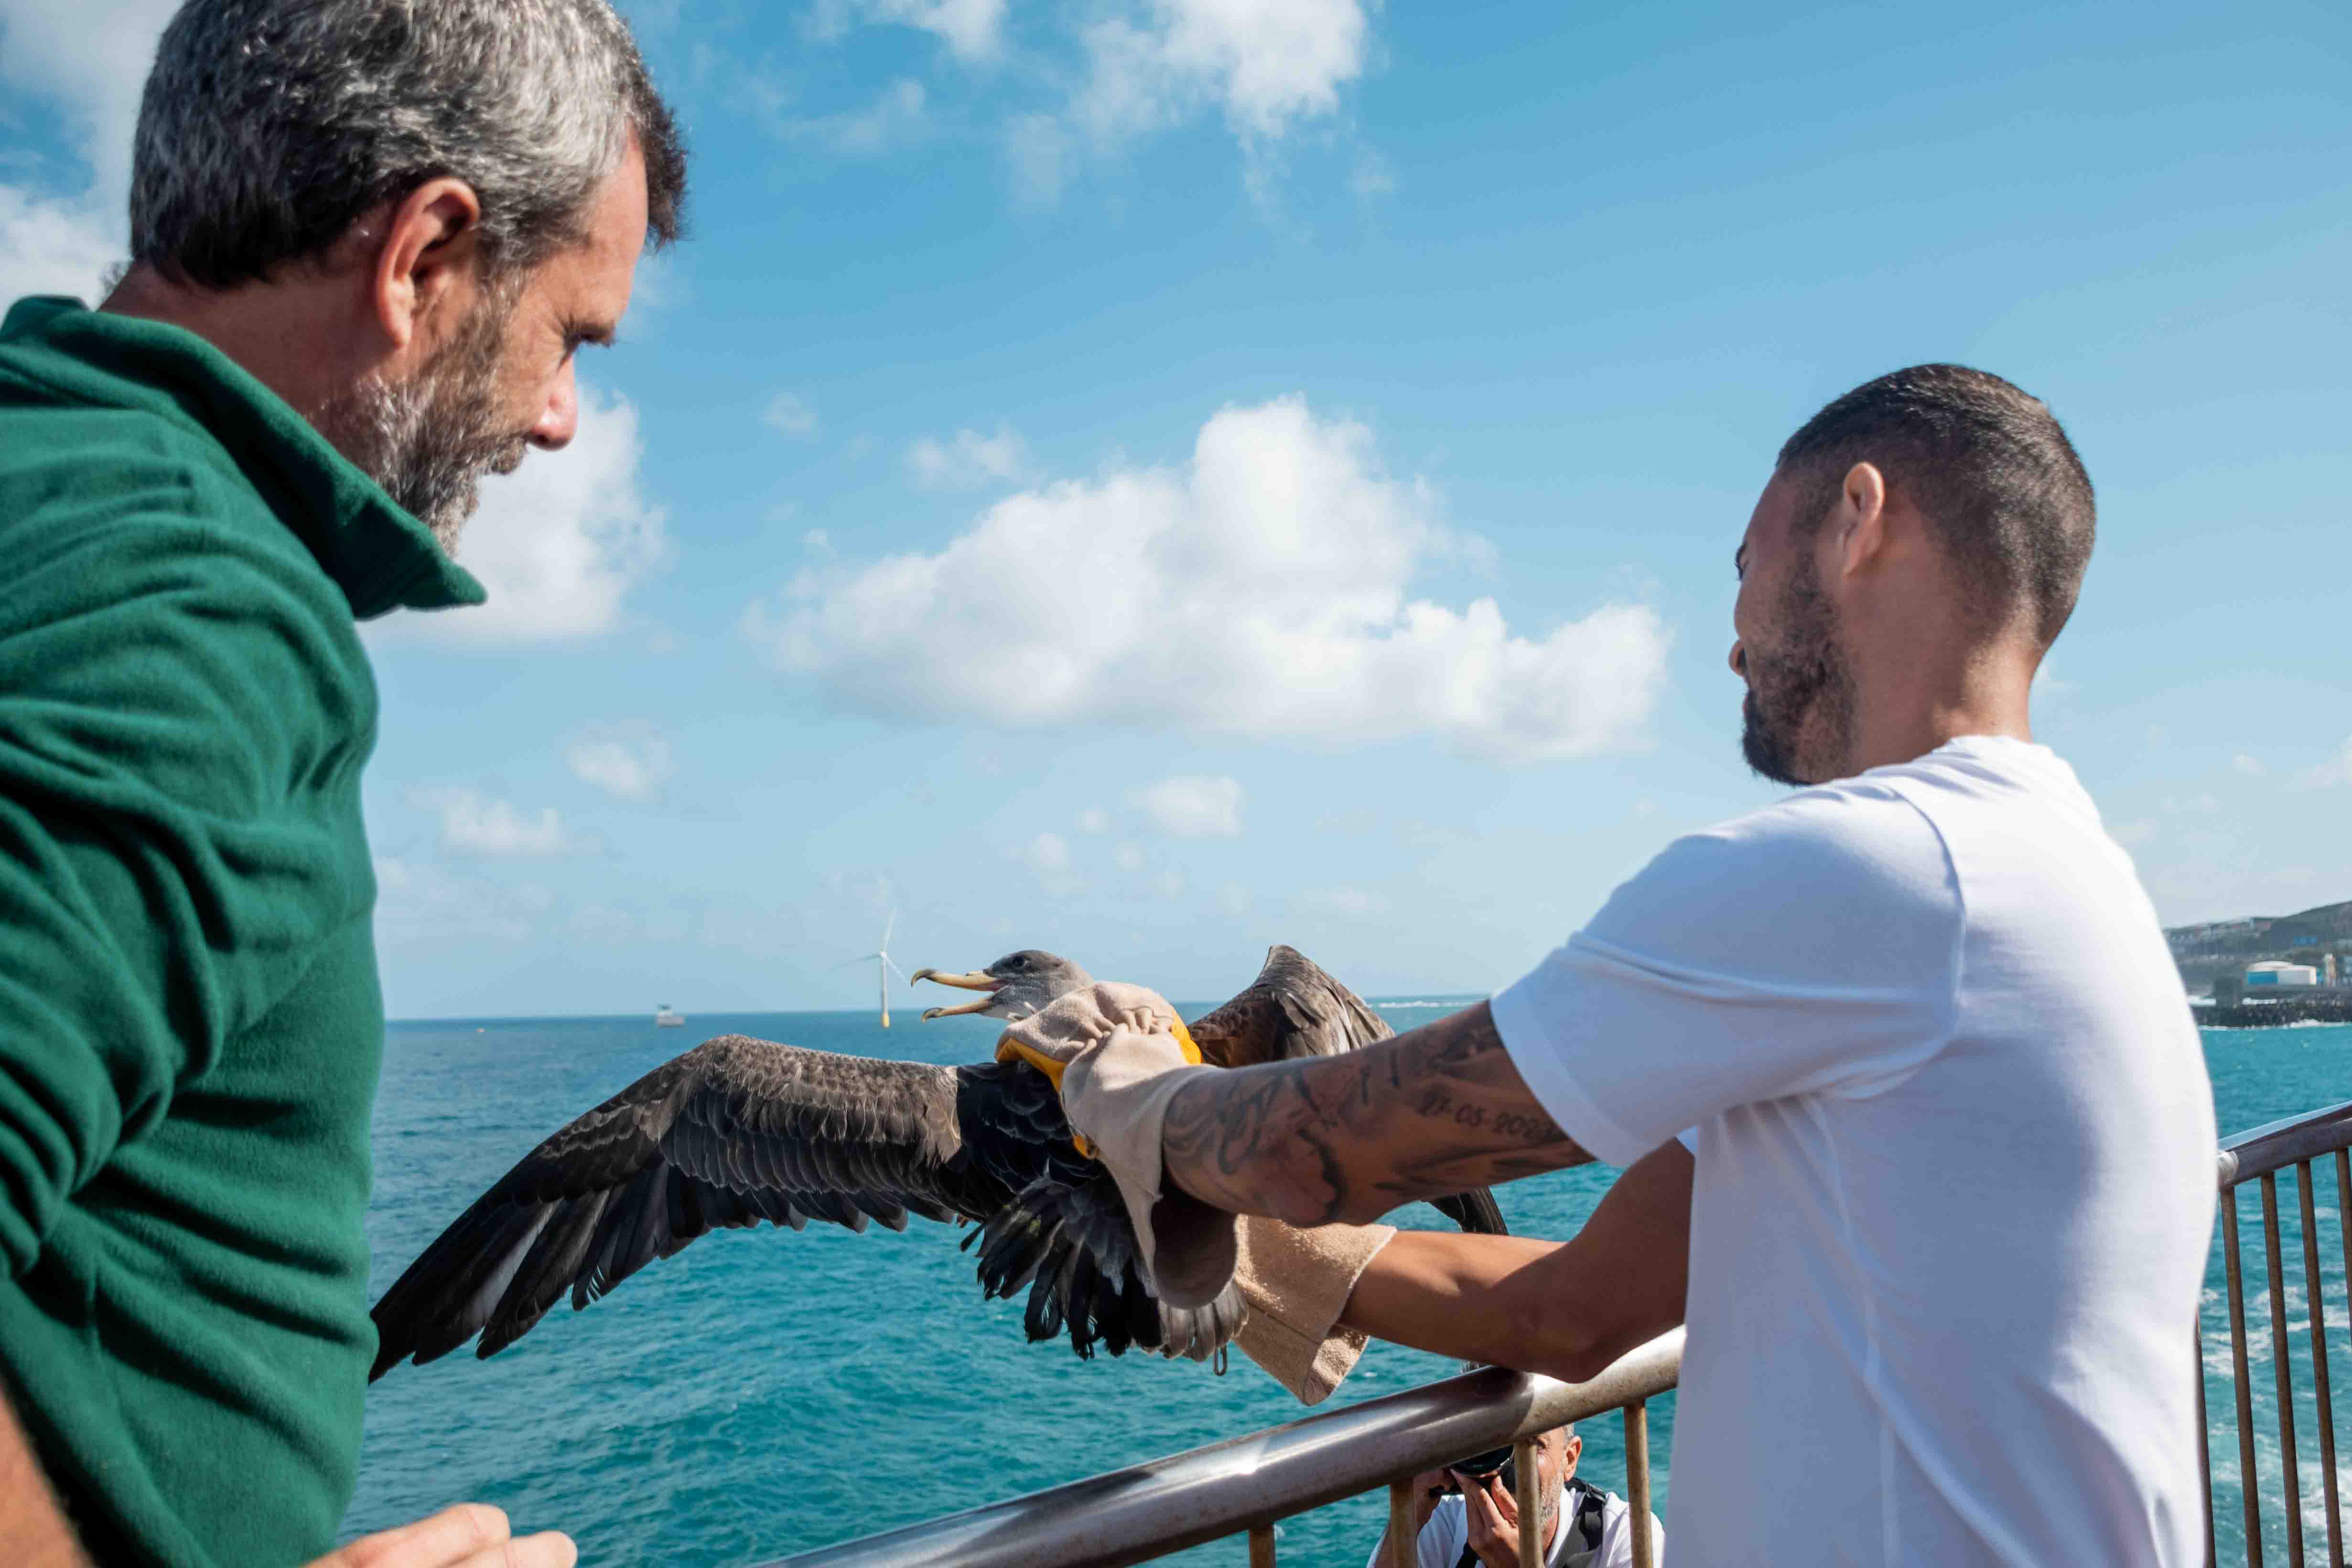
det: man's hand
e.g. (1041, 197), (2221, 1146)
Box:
(1456, 1471), (1529, 1568)
(993, 982), (1191, 1090)
(1409, 1468), (1449, 1537)
(997, 985), (1235, 1308)
(307, 1504), (574, 1568)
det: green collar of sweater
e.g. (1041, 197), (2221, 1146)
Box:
(0, 295), (486, 620)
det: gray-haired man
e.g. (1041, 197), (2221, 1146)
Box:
(0, 4), (683, 1565)
(1369, 1425), (1665, 1568)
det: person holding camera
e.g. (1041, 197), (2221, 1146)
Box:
(1366, 1425), (1662, 1568)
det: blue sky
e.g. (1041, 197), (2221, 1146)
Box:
(2, 0), (2347, 1018)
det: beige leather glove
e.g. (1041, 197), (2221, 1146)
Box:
(1232, 1217), (1395, 1405)
(997, 984), (1235, 1309)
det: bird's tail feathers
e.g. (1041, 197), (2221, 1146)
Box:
(973, 1177), (1242, 1363)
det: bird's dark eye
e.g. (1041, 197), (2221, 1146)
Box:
(1006, 955), (1028, 971)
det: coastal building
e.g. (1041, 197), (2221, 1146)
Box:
(2246, 960), (2320, 988)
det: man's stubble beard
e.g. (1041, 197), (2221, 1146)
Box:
(314, 282), (532, 554)
(1739, 563), (1855, 788)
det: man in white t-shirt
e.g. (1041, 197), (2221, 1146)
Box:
(1368, 1425), (1664, 1568)
(1002, 365), (2218, 1565)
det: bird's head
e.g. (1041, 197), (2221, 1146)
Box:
(908, 950), (1094, 1022)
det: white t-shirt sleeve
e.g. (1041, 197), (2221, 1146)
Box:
(1490, 784), (1962, 1168)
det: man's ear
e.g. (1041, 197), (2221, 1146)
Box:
(368, 177), (487, 353)
(1832, 460), (1889, 581)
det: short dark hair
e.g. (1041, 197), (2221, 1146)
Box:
(131, 0), (687, 291)
(1776, 365), (2094, 646)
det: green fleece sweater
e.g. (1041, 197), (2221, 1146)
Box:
(0, 297), (483, 1567)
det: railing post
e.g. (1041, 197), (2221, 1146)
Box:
(2260, 1172), (2304, 1565)
(2197, 1322), (2216, 1568)
(1248, 1523), (1276, 1568)
(2223, 1187), (2264, 1566)
(1512, 1439), (1542, 1568)
(1388, 1479), (1416, 1568)
(2295, 1160), (2342, 1565)
(1624, 1400), (1655, 1568)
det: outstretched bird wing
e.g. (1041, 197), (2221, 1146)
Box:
(369, 1035), (1239, 1378)
(370, 1036), (1009, 1378)
(1186, 945), (1512, 1235)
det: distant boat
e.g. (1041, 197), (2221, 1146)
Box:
(654, 1005), (684, 1027)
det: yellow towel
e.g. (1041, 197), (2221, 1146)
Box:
(1230, 1217), (1396, 1406)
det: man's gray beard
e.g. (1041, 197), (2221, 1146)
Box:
(314, 295), (530, 553)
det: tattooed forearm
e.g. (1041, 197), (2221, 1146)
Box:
(1159, 1001), (1593, 1226)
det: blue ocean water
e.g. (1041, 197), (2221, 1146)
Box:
(346, 1011), (2352, 1566)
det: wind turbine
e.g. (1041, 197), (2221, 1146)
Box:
(851, 913), (907, 1028)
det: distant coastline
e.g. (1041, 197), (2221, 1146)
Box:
(2193, 993), (2352, 1029)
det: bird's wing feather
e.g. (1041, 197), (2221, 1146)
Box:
(1187, 943), (1395, 1065)
(369, 1035), (1010, 1378)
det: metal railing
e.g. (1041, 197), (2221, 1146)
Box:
(2208, 1097), (2352, 1568)
(753, 1330), (1682, 1568)
(750, 1098), (2352, 1568)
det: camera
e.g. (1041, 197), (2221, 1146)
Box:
(1443, 1444), (1517, 1493)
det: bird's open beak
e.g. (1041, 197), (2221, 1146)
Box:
(909, 967), (1001, 1020)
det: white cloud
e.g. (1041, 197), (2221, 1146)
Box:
(0, 0), (175, 209)
(422, 385), (671, 643)
(764, 391), (820, 438)
(0, 0), (174, 304)
(909, 422), (1031, 489)
(414, 788), (587, 859)
(2109, 819), (2158, 849)
(372, 855), (554, 945)
(751, 396), (1669, 763)
(2162, 792), (2220, 817)
(768, 76), (929, 157)
(0, 187), (120, 306)
(809, 0), (1007, 60)
(1350, 152), (1397, 199)
(1006, 113), (1072, 205)
(2233, 753), (2266, 778)
(1024, 831), (1071, 872)
(1300, 886), (1389, 919)
(2291, 739), (2352, 790)
(1078, 805), (1111, 833)
(1113, 840), (1147, 873)
(1013, 830), (1082, 895)
(1001, 0), (1372, 204)
(1075, 0), (1368, 145)
(1215, 882), (1251, 918)
(1133, 774), (1243, 837)
(566, 738), (674, 803)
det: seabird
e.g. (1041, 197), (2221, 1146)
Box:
(908, 947), (1505, 1232)
(367, 945), (1505, 1380)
